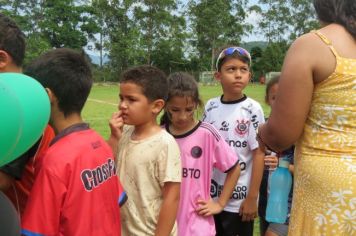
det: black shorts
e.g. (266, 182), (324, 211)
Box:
(214, 210), (254, 236)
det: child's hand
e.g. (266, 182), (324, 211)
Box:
(239, 196), (257, 222)
(109, 111), (124, 141)
(196, 199), (224, 217)
(264, 155), (278, 170)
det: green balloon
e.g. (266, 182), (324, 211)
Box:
(0, 80), (23, 166)
(0, 73), (50, 163)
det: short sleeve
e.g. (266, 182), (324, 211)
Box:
(213, 129), (239, 173)
(21, 167), (66, 236)
(157, 134), (181, 187)
(118, 179), (128, 207)
(247, 104), (265, 150)
(202, 99), (213, 122)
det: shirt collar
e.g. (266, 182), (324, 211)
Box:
(50, 123), (89, 146)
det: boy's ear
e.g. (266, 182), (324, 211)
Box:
(45, 88), (57, 105)
(214, 71), (221, 82)
(0, 50), (11, 71)
(151, 99), (165, 114)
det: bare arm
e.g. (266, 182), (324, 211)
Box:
(217, 164), (241, 208)
(196, 163), (241, 216)
(155, 182), (180, 236)
(259, 35), (316, 152)
(0, 171), (14, 190)
(289, 164), (294, 175)
(239, 148), (264, 221)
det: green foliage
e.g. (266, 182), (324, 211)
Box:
(289, 0), (320, 40)
(1, 0), (320, 81)
(259, 41), (289, 73)
(257, 0), (318, 42)
(40, 0), (98, 49)
(242, 41), (268, 52)
(92, 65), (115, 82)
(24, 34), (51, 66)
(133, 0), (177, 63)
(257, 0), (292, 43)
(250, 46), (264, 80)
(189, 0), (251, 71)
(92, 0), (140, 75)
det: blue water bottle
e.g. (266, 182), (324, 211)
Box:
(266, 158), (292, 223)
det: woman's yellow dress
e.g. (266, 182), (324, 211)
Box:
(289, 31), (356, 235)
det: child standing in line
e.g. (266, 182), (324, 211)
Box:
(160, 72), (241, 236)
(260, 76), (295, 236)
(258, 76), (280, 235)
(203, 46), (265, 236)
(109, 65), (181, 236)
(21, 48), (126, 236)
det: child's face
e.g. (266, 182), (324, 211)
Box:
(215, 58), (251, 100)
(118, 82), (156, 126)
(267, 83), (279, 107)
(166, 96), (196, 131)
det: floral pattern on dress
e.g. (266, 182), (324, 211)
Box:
(289, 31), (356, 236)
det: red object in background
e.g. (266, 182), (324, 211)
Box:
(5, 125), (55, 216)
(259, 76), (266, 84)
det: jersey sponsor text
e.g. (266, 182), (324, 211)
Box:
(81, 158), (116, 191)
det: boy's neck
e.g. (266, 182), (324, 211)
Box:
(0, 64), (22, 73)
(50, 112), (84, 135)
(132, 120), (162, 141)
(221, 92), (245, 102)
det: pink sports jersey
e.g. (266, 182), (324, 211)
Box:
(21, 124), (126, 236)
(166, 121), (238, 236)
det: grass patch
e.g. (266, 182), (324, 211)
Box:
(83, 83), (269, 138)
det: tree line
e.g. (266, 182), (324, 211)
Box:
(1, 0), (319, 81)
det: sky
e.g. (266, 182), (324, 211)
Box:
(241, 9), (265, 42)
(241, 0), (267, 42)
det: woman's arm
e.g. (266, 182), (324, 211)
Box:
(259, 35), (316, 151)
(289, 164), (294, 175)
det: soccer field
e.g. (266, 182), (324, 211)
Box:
(82, 83), (268, 235)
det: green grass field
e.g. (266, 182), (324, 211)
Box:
(82, 83), (268, 235)
(83, 83), (270, 137)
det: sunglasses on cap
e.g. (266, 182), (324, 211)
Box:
(215, 47), (252, 70)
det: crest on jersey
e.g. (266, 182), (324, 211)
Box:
(191, 146), (202, 158)
(235, 119), (250, 137)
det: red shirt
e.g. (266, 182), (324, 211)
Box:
(21, 124), (125, 236)
(5, 125), (55, 216)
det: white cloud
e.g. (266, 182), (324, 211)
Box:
(242, 10), (265, 42)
